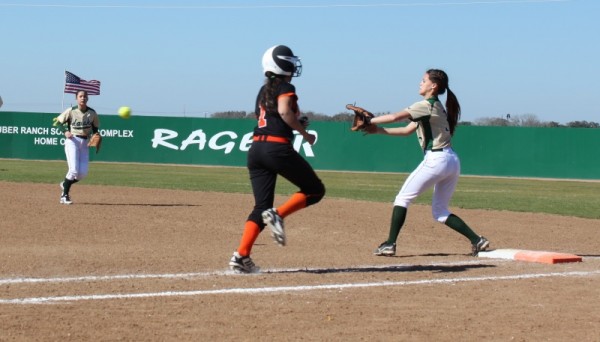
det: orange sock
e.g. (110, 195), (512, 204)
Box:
(277, 192), (307, 218)
(237, 221), (261, 256)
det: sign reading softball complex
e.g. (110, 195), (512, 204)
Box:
(1, 111), (599, 180)
(0, 125), (134, 147)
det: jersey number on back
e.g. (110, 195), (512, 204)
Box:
(258, 105), (267, 128)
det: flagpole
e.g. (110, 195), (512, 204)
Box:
(61, 69), (66, 110)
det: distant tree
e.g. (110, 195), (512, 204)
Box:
(511, 113), (543, 127)
(474, 114), (552, 127)
(300, 110), (330, 122)
(211, 111), (248, 119)
(566, 120), (600, 128)
(207, 110), (597, 128)
(544, 121), (563, 128)
(329, 112), (354, 122)
(474, 117), (511, 126)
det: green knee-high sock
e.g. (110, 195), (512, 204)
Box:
(62, 178), (77, 195)
(387, 206), (407, 244)
(445, 214), (479, 243)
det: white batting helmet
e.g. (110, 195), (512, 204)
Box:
(262, 45), (302, 77)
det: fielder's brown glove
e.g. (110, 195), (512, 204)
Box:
(347, 104), (374, 131)
(88, 133), (102, 154)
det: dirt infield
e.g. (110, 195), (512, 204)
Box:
(1, 181), (599, 341)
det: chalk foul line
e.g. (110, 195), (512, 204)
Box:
(0, 259), (496, 285)
(1, 269), (598, 305)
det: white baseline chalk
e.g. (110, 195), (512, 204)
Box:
(1, 269), (599, 305)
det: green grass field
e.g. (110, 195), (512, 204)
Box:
(1, 159), (599, 219)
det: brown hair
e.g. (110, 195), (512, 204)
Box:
(259, 72), (286, 114)
(427, 69), (460, 135)
(75, 89), (88, 97)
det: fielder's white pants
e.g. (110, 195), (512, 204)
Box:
(64, 136), (89, 181)
(394, 148), (460, 223)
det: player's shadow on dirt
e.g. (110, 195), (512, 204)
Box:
(400, 253), (463, 258)
(269, 263), (495, 275)
(78, 202), (201, 207)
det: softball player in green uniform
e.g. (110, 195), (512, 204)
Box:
(367, 69), (489, 256)
(229, 45), (326, 273)
(54, 90), (100, 205)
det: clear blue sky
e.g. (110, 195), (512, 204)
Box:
(1, 0), (598, 124)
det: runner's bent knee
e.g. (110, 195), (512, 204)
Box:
(305, 182), (325, 206)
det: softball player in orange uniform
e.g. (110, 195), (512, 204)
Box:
(229, 45), (326, 273)
(55, 90), (100, 205)
(367, 69), (489, 256)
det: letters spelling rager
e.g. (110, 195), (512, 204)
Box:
(151, 129), (316, 157)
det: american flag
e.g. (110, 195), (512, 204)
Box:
(64, 71), (101, 95)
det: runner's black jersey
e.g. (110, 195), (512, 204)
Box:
(254, 82), (298, 141)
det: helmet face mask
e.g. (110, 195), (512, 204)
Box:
(262, 45), (302, 77)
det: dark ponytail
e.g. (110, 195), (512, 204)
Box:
(260, 72), (286, 114)
(445, 88), (460, 136)
(426, 69), (461, 136)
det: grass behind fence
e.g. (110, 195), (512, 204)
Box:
(1, 159), (599, 219)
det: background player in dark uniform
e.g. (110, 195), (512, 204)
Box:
(229, 45), (326, 273)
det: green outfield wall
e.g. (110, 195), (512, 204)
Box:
(1, 111), (598, 179)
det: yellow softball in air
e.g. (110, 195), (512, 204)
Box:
(118, 106), (132, 119)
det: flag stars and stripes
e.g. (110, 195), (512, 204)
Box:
(64, 71), (101, 95)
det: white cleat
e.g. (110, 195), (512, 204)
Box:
(262, 208), (285, 246)
(60, 195), (73, 205)
(229, 252), (260, 273)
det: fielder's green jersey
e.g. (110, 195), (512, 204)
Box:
(56, 106), (99, 137)
(405, 97), (451, 152)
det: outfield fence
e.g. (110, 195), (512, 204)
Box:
(1, 111), (598, 180)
